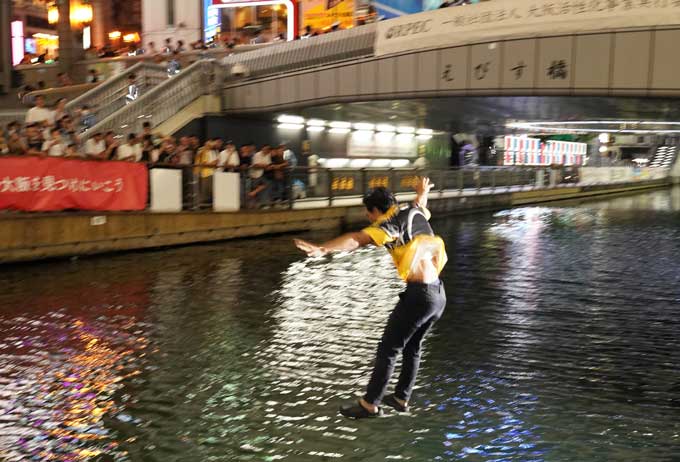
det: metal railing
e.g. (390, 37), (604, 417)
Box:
(81, 60), (215, 141)
(148, 165), (579, 211)
(21, 82), (100, 106)
(0, 110), (27, 128)
(65, 62), (168, 126)
(222, 24), (377, 81)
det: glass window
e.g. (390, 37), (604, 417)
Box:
(167, 0), (175, 26)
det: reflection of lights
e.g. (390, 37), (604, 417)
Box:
(416, 128), (433, 135)
(349, 158), (371, 168)
(306, 119), (325, 126)
(376, 124), (395, 132)
(397, 126), (415, 134)
(354, 122), (375, 130)
(598, 133), (610, 143)
(325, 158), (349, 168)
(329, 127), (350, 134)
(329, 121), (351, 129)
(278, 123), (304, 130)
(108, 30), (122, 39)
(277, 114), (304, 124)
(306, 126), (324, 132)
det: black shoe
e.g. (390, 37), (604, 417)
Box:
(382, 394), (409, 412)
(339, 400), (382, 419)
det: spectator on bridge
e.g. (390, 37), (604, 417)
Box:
(141, 121), (162, 147)
(64, 143), (81, 158)
(87, 68), (101, 83)
(175, 136), (194, 165)
(25, 96), (53, 125)
(24, 123), (44, 156)
(157, 137), (178, 163)
(167, 51), (181, 76)
(270, 146), (289, 203)
(413, 152), (428, 169)
(7, 132), (27, 156)
(84, 132), (107, 160)
(163, 38), (173, 54)
(248, 144), (272, 207)
(103, 131), (119, 160)
(125, 74), (139, 104)
(6, 121), (21, 137)
(0, 133), (7, 155)
(195, 139), (220, 204)
(53, 98), (69, 123)
(301, 25), (313, 39)
(57, 72), (74, 87)
(117, 133), (143, 162)
(42, 128), (66, 157)
(219, 141), (240, 171)
(281, 143), (297, 168)
(76, 105), (96, 131)
(458, 140), (477, 166)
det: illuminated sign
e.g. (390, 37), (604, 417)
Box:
(11, 21), (24, 66)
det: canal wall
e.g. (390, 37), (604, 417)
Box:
(0, 179), (668, 264)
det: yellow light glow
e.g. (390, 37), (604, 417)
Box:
(47, 2), (93, 25)
(48, 5), (59, 24)
(72, 4), (93, 24)
(108, 30), (122, 39)
(123, 32), (140, 43)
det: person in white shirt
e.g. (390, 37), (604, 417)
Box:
(281, 143), (297, 168)
(116, 133), (142, 162)
(248, 145), (272, 206)
(125, 74), (139, 104)
(84, 133), (107, 160)
(413, 153), (428, 169)
(219, 141), (240, 171)
(250, 145), (272, 179)
(25, 96), (53, 125)
(42, 128), (66, 157)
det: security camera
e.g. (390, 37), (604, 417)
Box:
(230, 63), (249, 77)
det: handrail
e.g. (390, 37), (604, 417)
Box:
(22, 82), (100, 106)
(65, 61), (167, 112)
(222, 24), (377, 81)
(81, 60), (215, 140)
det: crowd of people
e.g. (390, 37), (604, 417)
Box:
(1, 94), (299, 208)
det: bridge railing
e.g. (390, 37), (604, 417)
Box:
(222, 24), (377, 81)
(80, 60), (215, 141)
(65, 62), (169, 126)
(171, 165), (578, 211)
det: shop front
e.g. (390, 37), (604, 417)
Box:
(204, 0), (298, 44)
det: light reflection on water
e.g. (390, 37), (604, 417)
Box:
(1, 187), (680, 461)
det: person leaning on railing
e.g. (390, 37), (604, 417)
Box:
(195, 140), (220, 204)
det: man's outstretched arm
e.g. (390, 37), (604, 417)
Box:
(414, 176), (434, 210)
(294, 231), (373, 257)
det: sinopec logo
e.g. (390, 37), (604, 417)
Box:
(385, 20), (432, 40)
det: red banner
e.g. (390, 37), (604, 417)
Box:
(0, 156), (148, 212)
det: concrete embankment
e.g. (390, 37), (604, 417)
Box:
(0, 179), (668, 264)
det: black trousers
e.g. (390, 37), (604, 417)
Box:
(364, 280), (446, 405)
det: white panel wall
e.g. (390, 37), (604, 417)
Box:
(142, 0), (202, 49)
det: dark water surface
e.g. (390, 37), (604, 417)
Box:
(1, 188), (680, 462)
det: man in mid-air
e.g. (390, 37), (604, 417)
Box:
(294, 177), (447, 418)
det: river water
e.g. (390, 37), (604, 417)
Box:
(1, 188), (679, 462)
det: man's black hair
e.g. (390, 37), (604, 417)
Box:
(363, 187), (397, 214)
